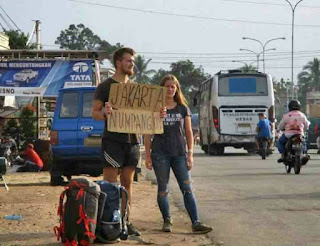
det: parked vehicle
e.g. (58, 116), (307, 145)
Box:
(306, 117), (320, 150)
(283, 134), (304, 174)
(13, 69), (39, 83)
(0, 136), (16, 166)
(194, 70), (275, 155)
(49, 87), (104, 185)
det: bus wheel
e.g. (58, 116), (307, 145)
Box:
(209, 145), (224, 156)
(217, 146), (225, 155)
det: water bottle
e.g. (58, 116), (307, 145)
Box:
(4, 214), (22, 221)
(112, 209), (120, 222)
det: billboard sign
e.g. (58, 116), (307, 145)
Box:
(0, 59), (93, 97)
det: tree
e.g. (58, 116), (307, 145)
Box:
(240, 64), (257, 73)
(133, 55), (156, 84)
(298, 58), (320, 91)
(150, 69), (168, 85)
(274, 78), (292, 120)
(4, 29), (36, 49)
(55, 24), (102, 50)
(297, 58), (320, 111)
(99, 40), (123, 56)
(20, 105), (36, 141)
(150, 60), (209, 112)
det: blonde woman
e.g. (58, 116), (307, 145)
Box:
(144, 74), (212, 234)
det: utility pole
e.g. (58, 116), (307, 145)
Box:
(35, 20), (41, 50)
(34, 20), (41, 138)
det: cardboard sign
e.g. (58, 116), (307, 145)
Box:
(107, 109), (164, 134)
(109, 83), (166, 111)
(108, 83), (166, 134)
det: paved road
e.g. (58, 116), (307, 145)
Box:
(170, 147), (320, 246)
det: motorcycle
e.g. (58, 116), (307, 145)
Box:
(0, 136), (17, 167)
(283, 134), (304, 174)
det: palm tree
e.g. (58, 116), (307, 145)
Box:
(297, 58), (320, 111)
(133, 55), (156, 84)
(240, 64), (257, 73)
(297, 58), (320, 91)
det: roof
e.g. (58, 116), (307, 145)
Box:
(0, 50), (109, 61)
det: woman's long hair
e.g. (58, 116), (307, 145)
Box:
(160, 74), (188, 106)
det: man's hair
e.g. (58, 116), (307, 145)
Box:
(112, 47), (136, 69)
(258, 113), (265, 117)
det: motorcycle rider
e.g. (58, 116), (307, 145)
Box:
(255, 113), (272, 152)
(277, 100), (310, 164)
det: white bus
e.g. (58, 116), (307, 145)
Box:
(195, 70), (275, 155)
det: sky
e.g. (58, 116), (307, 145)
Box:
(2, 0), (320, 84)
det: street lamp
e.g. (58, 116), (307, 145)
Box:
(242, 37), (286, 73)
(284, 0), (304, 99)
(239, 48), (276, 71)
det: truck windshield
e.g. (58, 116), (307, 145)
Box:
(218, 76), (268, 96)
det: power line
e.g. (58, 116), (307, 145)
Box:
(220, 0), (320, 9)
(0, 4), (21, 31)
(68, 0), (320, 28)
(0, 12), (13, 30)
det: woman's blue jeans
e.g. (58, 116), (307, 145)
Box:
(151, 153), (198, 223)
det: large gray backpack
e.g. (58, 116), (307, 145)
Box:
(54, 178), (101, 246)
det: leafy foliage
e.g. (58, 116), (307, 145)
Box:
(133, 55), (156, 84)
(55, 23), (122, 53)
(240, 64), (257, 73)
(274, 78), (292, 120)
(20, 105), (36, 140)
(150, 60), (209, 112)
(297, 58), (320, 112)
(4, 29), (36, 49)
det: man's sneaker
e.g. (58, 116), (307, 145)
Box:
(162, 218), (172, 232)
(301, 155), (310, 166)
(127, 222), (141, 236)
(192, 221), (213, 234)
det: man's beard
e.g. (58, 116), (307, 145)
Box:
(120, 66), (134, 76)
(125, 69), (134, 76)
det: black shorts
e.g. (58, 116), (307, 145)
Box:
(102, 138), (140, 168)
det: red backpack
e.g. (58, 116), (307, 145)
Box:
(54, 178), (101, 246)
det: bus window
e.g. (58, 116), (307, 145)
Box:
(218, 76), (268, 96)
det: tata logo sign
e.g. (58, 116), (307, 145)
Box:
(70, 62), (91, 81)
(73, 62), (89, 73)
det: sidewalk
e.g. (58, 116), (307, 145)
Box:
(0, 169), (215, 246)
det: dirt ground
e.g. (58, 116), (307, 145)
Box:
(0, 169), (215, 246)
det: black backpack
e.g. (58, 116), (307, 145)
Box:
(54, 178), (101, 246)
(95, 180), (129, 243)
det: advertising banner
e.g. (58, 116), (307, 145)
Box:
(0, 59), (93, 97)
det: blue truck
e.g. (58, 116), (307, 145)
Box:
(49, 87), (104, 185)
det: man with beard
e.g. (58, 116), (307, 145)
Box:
(92, 47), (141, 236)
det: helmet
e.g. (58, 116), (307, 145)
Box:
(288, 100), (301, 111)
